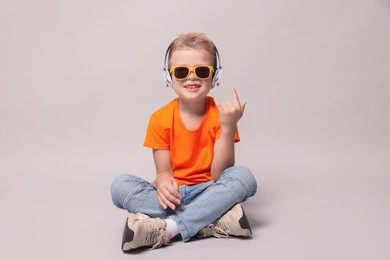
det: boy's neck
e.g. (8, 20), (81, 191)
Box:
(178, 97), (207, 116)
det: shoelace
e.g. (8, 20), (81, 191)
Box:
(142, 222), (167, 249)
(206, 223), (229, 238)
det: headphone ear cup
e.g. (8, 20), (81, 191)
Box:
(212, 68), (222, 87)
(163, 69), (172, 87)
(163, 44), (173, 87)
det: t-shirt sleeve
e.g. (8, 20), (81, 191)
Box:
(143, 114), (170, 149)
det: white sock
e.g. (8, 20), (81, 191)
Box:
(165, 218), (179, 238)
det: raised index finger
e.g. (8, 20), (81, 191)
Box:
(232, 88), (241, 106)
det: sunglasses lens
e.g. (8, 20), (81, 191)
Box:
(174, 67), (189, 79)
(195, 66), (211, 79)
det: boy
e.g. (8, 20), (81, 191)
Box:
(110, 32), (257, 251)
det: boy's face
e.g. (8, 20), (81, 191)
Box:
(169, 47), (214, 103)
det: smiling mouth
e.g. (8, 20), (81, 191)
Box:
(184, 85), (200, 89)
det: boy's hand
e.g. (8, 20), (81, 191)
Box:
(214, 88), (246, 130)
(156, 174), (182, 210)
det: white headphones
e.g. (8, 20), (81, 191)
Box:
(162, 42), (222, 87)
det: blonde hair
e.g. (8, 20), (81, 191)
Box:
(168, 32), (217, 67)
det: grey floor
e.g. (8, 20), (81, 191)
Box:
(1, 0), (390, 259)
(1, 146), (390, 260)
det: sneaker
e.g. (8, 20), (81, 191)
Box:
(197, 204), (252, 238)
(121, 213), (171, 251)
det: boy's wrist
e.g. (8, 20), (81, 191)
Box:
(220, 125), (236, 138)
(156, 172), (174, 182)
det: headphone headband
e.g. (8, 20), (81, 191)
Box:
(162, 42), (222, 87)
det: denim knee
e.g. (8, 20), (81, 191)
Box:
(110, 173), (140, 209)
(220, 166), (257, 200)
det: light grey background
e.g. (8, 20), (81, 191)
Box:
(1, 0), (389, 259)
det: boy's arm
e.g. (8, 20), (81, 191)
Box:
(211, 128), (236, 180)
(153, 149), (182, 210)
(211, 88), (246, 181)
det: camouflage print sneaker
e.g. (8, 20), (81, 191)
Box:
(121, 213), (171, 251)
(197, 204), (252, 238)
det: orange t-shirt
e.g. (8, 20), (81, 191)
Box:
(144, 96), (240, 186)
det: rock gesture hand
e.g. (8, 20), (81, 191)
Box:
(214, 88), (246, 129)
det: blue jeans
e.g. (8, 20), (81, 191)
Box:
(110, 166), (257, 241)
